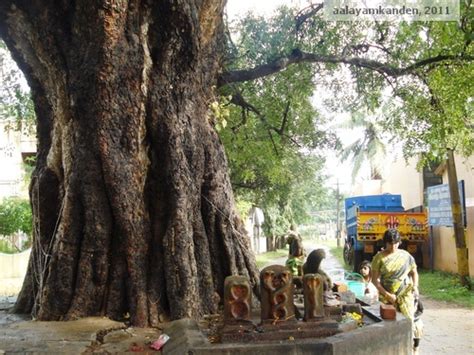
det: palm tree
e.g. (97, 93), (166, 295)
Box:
(338, 112), (387, 180)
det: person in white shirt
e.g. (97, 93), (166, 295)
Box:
(359, 260), (378, 299)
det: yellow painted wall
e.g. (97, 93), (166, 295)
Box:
(429, 207), (474, 275)
(429, 155), (474, 274)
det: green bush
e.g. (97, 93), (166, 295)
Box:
(0, 197), (32, 252)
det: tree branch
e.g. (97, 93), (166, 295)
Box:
(229, 91), (302, 149)
(278, 100), (291, 135)
(230, 91), (261, 116)
(232, 181), (266, 190)
(218, 49), (474, 87)
(295, 3), (323, 32)
(267, 130), (280, 157)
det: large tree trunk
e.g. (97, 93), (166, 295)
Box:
(0, 0), (259, 327)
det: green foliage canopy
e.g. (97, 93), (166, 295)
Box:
(218, 7), (344, 229)
(378, 16), (474, 165)
(219, 4), (473, 215)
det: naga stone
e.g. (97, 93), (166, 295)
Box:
(224, 275), (252, 324)
(303, 273), (325, 321)
(260, 265), (294, 322)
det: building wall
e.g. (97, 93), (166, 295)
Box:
(0, 249), (30, 296)
(430, 155), (474, 275)
(0, 249), (30, 279)
(351, 157), (424, 210)
(381, 157), (424, 210)
(352, 179), (382, 196)
(0, 120), (34, 199)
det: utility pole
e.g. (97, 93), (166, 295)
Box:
(336, 180), (341, 248)
(446, 149), (471, 289)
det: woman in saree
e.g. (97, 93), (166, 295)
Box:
(372, 228), (423, 354)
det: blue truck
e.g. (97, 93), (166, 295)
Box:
(343, 194), (428, 272)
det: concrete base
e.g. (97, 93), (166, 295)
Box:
(0, 315), (127, 353)
(163, 310), (412, 355)
(0, 312), (161, 354)
(0, 303), (412, 354)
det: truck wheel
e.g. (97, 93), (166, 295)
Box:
(343, 243), (353, 266)
(353, 250), (363, 272)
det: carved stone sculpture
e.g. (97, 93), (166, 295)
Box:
(303, 273), (325, 321)
(303, 249), (333, 291)
(260, 265), (294, 322)
(224, 275), (252, 324)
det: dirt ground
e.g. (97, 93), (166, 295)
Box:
(420, 297), (473, 354)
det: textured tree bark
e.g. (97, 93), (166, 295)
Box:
(0, 0), (259, 327)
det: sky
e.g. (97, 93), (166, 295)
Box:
(227, 0), (309, 20)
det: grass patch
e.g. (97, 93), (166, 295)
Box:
(0, 239), (18, 254)
(419, 269), (474, 309)
(255, 248), (288, 269)
(328, 245), (352, 271)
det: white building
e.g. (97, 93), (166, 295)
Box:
(245, 206), (267, 254)
(0, 119), (35, 199)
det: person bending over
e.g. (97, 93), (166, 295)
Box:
(372, 229), (423, 354)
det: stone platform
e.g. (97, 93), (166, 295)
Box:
(0, 310), (162, 354)
(0, 301), (412, 354)
(163, 305), (412, 355)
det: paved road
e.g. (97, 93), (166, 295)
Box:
(265, 241), (474, 355)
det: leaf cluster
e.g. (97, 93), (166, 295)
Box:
(380, 19), (474, 164)
(0, 197), (33, 237)
(0, 40), (35, 134)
